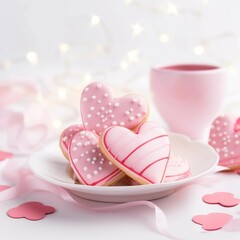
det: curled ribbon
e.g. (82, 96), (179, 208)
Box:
(0, 169), (185, 240)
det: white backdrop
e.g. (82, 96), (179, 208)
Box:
(0, 0), (240, 118)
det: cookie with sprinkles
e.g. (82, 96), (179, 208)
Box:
(68, 130), (125, 186)
(80, 82), (149, 135)
(164, 154), (190, 182)
(209, 115), (240, 169)
(59, 124), (84, 159)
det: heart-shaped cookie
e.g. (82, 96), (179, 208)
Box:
(60, 124), (84, 159)
(164, 154), (190, 182)
(209, 115), (240, 168)
(80, 82), (148, 135)
(100, 122), (170, 184)
(69, 130), (124, 186)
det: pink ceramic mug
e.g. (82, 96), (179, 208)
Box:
(150, 64), (226, 141)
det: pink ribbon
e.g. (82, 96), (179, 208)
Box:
(0, 80), (223, 239)
(0, 142), (224, 240)
(0, 80), (38, 107)
(0, 107), (53, 155)
(0, 164), (185, 240)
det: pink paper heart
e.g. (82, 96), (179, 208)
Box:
(100, 122), (170, 184)
(192, 213), (233, 231)
(69, 130), (124, 186)
(202, 192), (240, 207)
(59, 124), (84, 158)
(7, 202), (55, 221)
(209, 115), (240, 168)
(80, 82), (148, 135)
(0, 151), (13, 161)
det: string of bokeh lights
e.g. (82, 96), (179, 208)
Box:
(1, 0), (240, 129)
(2, 1), (240, 72)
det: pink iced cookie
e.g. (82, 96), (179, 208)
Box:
(68, 130), (125, 186)
(60, 124), (84, 159)
(100, 122), (170, 184)
(209, 115), (240, 168)
(80, 82), (148, 135)
(164, 154), (190, 182)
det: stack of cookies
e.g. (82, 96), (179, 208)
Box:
(59, 82), (190, 186)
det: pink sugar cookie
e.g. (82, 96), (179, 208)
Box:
(209, 115), (240, 169)
(80, 82), (148, 135)
(60, 124), (84, 159)
(100, 121), (170, 185)
(164, 154), (190, 182)
(68, 130), (125, 186)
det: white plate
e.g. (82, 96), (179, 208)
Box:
(29, 133), (219, 202)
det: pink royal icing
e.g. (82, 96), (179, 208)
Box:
(80, 82), (148, 135)
(60, 124), (84, 155)
(209, 115), (240, 168)
(101, 122), (170, 184)
(68, 130), (124, 186)
(164, 154), (190, 182)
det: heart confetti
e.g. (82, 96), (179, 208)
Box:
(69, 130), (124, 186)
(7, 202), (55, 221)
(192, 213), (233, 231)
(202, 192), (240, 207)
